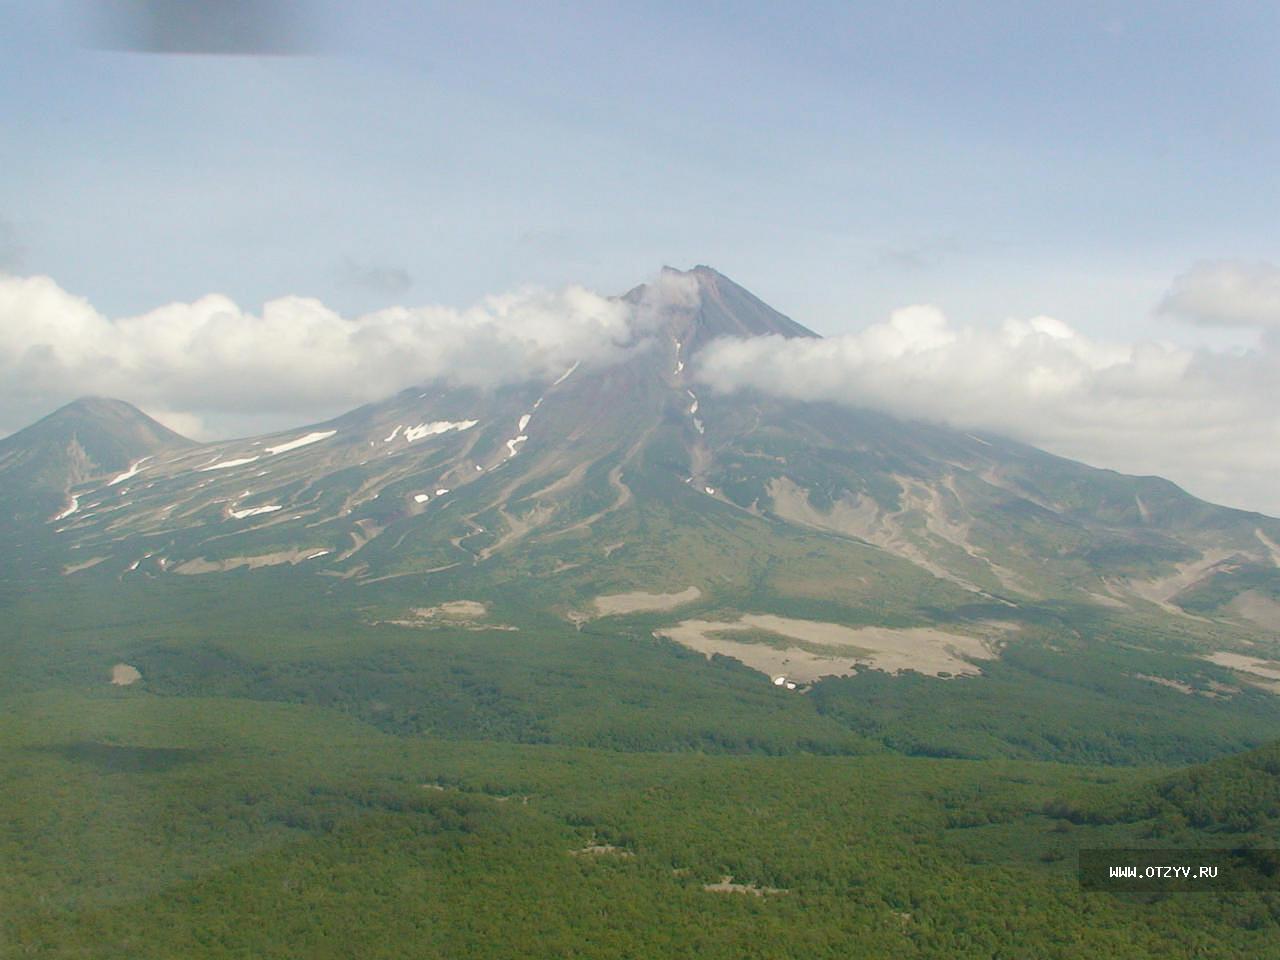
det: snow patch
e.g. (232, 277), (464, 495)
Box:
(266, 430), (336, 455)
(404, 420), (477, 442)
(552, 360), (580, 385)
(435, 488), (451, 496)
(704, 486), (715, 495)
(198, 456), (259, 471)
(414, 493), (430, 503)
(306, 550), (330, 560)
(384, 424), (402, 442)
(506, 435), (529, 457)
(53, 496), (79, 521)
(229, 504), (283, 519)
(108, 457), (151, 486)
(518, 413), (532, 432)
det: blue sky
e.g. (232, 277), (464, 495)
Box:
(3, 1), (1277, 334)
(4, 2), (1280, 511)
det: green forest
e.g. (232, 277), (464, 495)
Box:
(3, 568), (1280, 959)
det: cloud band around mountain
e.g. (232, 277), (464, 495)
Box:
(695, 303), (1280, 515)
(3, 266), (1279, 515)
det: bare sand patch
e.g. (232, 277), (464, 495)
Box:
(1228, 591), (1280, 631)
(381, 600), (517, 631)
(656, 614), (1004, 682)
(593, 586), (702, 616)
(110, 663), (141, 686)
(1204, 651), (1280, 689)
(417, 600), (488, 619)
(703, 876), (787, 896)
(571, 843), (634, 858)
(1255, 528), (1280, 566)
(767, 477), (1030, 596)
(1122, 550), (1236, 616)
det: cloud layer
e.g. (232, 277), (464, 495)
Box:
(697, 303), (1280, 516)
(1159, 260), (1280, 328)
(4, 265), (1279, 516)
(0, 273), (637, 438)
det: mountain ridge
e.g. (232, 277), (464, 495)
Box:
(5, 266), (1280, 653)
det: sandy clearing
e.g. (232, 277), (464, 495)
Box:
(1204, 651), (1280, 683)
(110, 663), (141, 686)
(703, 876), (787, 896)
(594, 586), (702, 616)
(416, 600), (488, 619)
(656, 614), (1004, 682)
(571, 844), (634, 857)
(382, 600), (517, 631)
(767, 477), (989, 594)
(1228, 590), (1280, 631)
(1124, 550), (1237, 614)
(1255, 529), (1280, 567)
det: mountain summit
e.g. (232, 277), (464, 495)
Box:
(0, 397), (191, 518)
(6, 269), (1280, 645)
(626, 265), (819, 347)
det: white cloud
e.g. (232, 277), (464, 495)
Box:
(7, 265), (1280, 518)
(0, 273), (636, 439)
(697, 305), (1280, 516)
(1159, 260), (1280, 327)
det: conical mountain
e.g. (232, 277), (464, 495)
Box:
(0, 397), (191, 519)
(8, 268), (1280, 643)
(624, 265), (819, 345)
